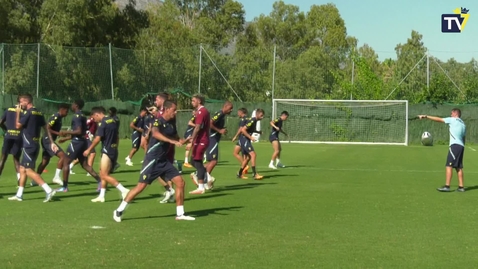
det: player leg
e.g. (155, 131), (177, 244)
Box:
(158, 177), (176, 204)
(205, 139), (219, 189)
(92, 153), (129, 202)
(0, 139), (13, 177)
(126, 134), (140, 166)
(162, 162), (195, 220)
(453, 145), (465, 191)
(55, 150), (71, 192)
(69, 158), (79, 174)
(86, 140), (96, 177)
(113, 158), (160, 222)
(184, 142), (193, 168)
(189, 143), (208, 194)
(269, 139), (280, 169)
(438, 145), (462, 192)
(9, 146), (56, 202)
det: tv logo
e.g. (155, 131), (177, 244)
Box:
(442, 7), (470, 33)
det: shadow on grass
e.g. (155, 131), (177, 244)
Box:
(212, 182), (277, 193)
(283, 165), (310, 168)
(113, 169), (140, 174)
(465, 185), (478, 191)
(124, 206), (245, 221)
(261, 174), (298, 179)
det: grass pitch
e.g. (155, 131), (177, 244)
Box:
(1, 141), (478, 268)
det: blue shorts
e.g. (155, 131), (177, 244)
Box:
(269, 135), (279, 142)
(21, 144), (40, 169)
(446, 144), (464, 168)
(102, 151), (118, 173)
(41, 138), (64, 159)
(66, 138), (88, 163)
(184, 129), (193, 139)
(239, 136), (254, 154)
(132, 131), (141, 149)
(138, 158), (180, 184)
(206, 137), (220, 161)
(2, 138), (22, 159)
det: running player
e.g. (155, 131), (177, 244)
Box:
(201, 101), (234, 188)
(108, 107), (121, 172)
(36, 103), (71, 189)
(237, 108), (265, 180)
(232, 108), (248, 174)
(189, 94), (210, 195)
(125, 107), (147, 166)
(8, 93), (57, 202)
(268, 111), (289, 169)
(69, 114), (97, 176)
(113, 100), (195, 222)
(183, 110), (196, 168)
(86, 107), (130, 202)
(0, 99), (23, 182)
(58, 99), (101, 190)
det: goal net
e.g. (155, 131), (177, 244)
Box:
(272, 99), (408, 145)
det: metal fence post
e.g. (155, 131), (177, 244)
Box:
(36, 43), (40, 98)
(109, 43), (114, 100)
(1, 43), (4, 95)
(198, 44), (202, 94)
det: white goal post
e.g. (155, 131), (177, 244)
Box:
(272, 99), (409, 146)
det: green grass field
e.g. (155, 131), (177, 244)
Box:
(1, 140), (478, 268)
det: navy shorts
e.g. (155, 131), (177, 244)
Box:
(239, 136), (254, 154)
(87, 139), (96, 153)
(206, 137), (220, 161)
(41, 138), (64, 159)
(269, 134), (279, 143)
(184, 130), (193, 139)
(102, 152), (118, 173)
(66, 138), (88, 163)
(2, 138), (22, 159)
(138, 158), (180, 184)
(132, 132), (141, 149)
(446, 144), (464, 168)
(21, 145), (40, 169)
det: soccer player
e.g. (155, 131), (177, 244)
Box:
(237, 108), (265, 180)
(68, 114), (97, 176)
(108, 107), (121, 172)
(183, 110), (196, 168)
(232, 108), (248, 174)
(0, 100), (23, 182)
(113, 100), (195, 222)
(85, 107), (130, 202)
(8, 93), (57, 202)
(268, 111), (289, 169)
(189, 94), (210, 195)
(125, 107), (147, 166)
(36, 103), (71, 188)
(140, 108), (156, 157)
(418, 109), (466, 192)
(202, 101), (234, 188)
(58, 99), (102, 190)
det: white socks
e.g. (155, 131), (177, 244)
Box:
(276, 158), (280, 165)
(55, 168), (61, 178)
(270, 160), (274, 166)
(176, 205), (184, 216)
(69, 163), (74, 170)
(16, 173), (20, 180)
(198, 184), (205, 190)
(99, 188), (106, 198)
(41, 183), (52, 194)
(116, 183), (127, 193)
(117, 201), (128, 212)
(16, 187), (24, 197)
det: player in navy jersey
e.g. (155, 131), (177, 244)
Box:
(200, 101), (233, 189)
(0, 98), (24, 182)
(85, 107), (130, 202)
(125, 107), (147, 166)
(68, 115), (97, 177)
(232, 108), (249, 175)
(35, 103), (71, 188)
(113, 101), (195, 222)
(183, 110), (196, 168)
(237, 108), (265, 180)
(140, 109), (156, 158)
(58, 99), (101, 191)
(268, 111), (289, 169)
(8, 93), (57, 202)
(108, 107), (121, 172)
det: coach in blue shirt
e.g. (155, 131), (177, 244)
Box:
(419, 108), (466, 192)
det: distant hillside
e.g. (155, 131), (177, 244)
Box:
(115, 0), (163, 10)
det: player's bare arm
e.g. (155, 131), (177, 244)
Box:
(240, 126), (255, 141)
(58, 137), (71, 143)
(190, 122), (201, 144)
(60, 126), (82, 137)
(15, 104), (22, 129)
(0, 119), (6, 132)
(270, 120), (280, 131)
(151, 127), (182, 147)
(130, 120), (143, 133)
(84, 135), (101, 156)
(46, 120), (61, 137)
(43, 124), (58, 152)
(232, 126), (243, 141)
(210, 120), (226, 135)
(188, 120), (195, 128)
(418, 115), (445, 123)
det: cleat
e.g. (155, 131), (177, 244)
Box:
(159, 190), (172, 204)
(91, 196), (105, 203)
(183, 163), (193, 168)
(69, 170), (75, 175)
(268, 164), (277, 169)
(237, 174), (248, 179)
(190, 172), (198, 186)
(456, 187), (465, 192)
(254, 174), (264, 180)
(86, 173), (91, 177)
(56, 187), (69, 192)
(125, 156), (130, 161)
(276, 163), (285, 168)
(121, 189), (130, 200)
(8, 195), (23, 201)
(207, 176), (216, 190)
(189, 189), (205, 195)
(44, 190), (56, 202)
(126, 160), (133, 166)
(176, 215), (195, 221)
(437, 186), (451, 192)
(52, 177), (63, 186)
(243, 165), (249, 174)
(113, 210), (122, 222)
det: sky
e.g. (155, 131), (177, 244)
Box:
(238, 0), (477, 63)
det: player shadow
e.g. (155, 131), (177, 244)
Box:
(113, 169), (140, 174)
(261, 174), (298, 179)
(212, 182), (277, 193)
(124, 206), (244, 221)
(283, 165), (309, 168)
(464, 185), (478, 191)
